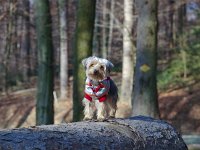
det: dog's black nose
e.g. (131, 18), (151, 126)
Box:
(94, 69), (98, 74)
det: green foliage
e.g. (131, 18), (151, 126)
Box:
(158, 25), (200, 91)
(157, 55), (187, 91)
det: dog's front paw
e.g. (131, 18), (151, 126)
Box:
(83, 117), (93, 121)
(97, 116), (107, 122)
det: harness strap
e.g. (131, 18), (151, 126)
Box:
(84, 93), (92, 102)
(85, 77), (111, 102)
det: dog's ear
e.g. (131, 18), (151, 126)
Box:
(82, 58), (88, 69)
(107, 61), (114, 72)
(107, 61), (114, 69)
(101, 58), (114, 71)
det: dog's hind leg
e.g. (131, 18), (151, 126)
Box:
(106, 97), (117, 118)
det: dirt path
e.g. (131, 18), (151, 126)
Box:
(0, 89), (72, 129)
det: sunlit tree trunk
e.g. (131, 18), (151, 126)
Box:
(35, 0), (54, 125)
(101, 0), (109, 58)
(93, 4), (101, 57)
(107, 0), (114, 59)
(132, 0), (160, 118)
(58, 0), (68, 100)
(73, 0), (96, 121)
(120, 0), (135, 110)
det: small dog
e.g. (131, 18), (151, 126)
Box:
(82, 56), (118, 121)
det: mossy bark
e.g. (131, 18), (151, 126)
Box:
(73, 0), (96, 121)
(35, 0), (54, 125)
(132, 0), (160, 118)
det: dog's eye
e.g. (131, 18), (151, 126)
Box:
(89, 64), (94, 67)
(100, 66), (104, 70)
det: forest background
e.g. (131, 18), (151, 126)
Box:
(0, 0), (200, 138)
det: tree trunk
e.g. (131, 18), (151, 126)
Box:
(101, 0), (109, 58)
(35, 0), (54, 125)
(0, 116), (187, 150)
(132, 0), (160, 118)
(93, 2), (101, 57)
(168, 0), (175, 49)
(4, 0), (15, 93)
(73, 0), (96, 121)
(119, 0), (135, 116)
(22, 0), (31, 82)
(177, 1), (187, 79)
(58, 0), (68, 100)
(107, 0), (115, 59)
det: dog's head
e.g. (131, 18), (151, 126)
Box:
(82, 56), (114, 81)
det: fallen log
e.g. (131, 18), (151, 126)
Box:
(0, 116), (187, 150)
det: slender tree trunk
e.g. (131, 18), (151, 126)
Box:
(107, 0), (114, 59)
(168, 0), (175, 49)
(22, 0), (31, 82)
(73, 0), (96, 121)
(101, 0), (109, 58)
(173, 1), (178, 47)
(177, 1), (187, 79)
(14, 2), (22, 84)
(132, 0), (160, 118)
(58, 0), (68, 100)
(35, 0), (54, 125)
(13, 1), (19, 83)
(120, 0), (135, 107)
(4, 0), (14, 93)
(93, 4), (101, 57)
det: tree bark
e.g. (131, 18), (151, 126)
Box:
(101, 0), (109, 58)
(120, 0), (135, 111)
(58, 0), (68, 100)
(4, 0), (15, 93)
(93, 1), (101, 57)
(107, 0), (115, 59)
(177, 1), (187, 79)
(35, 0), (54, 125)
(0, 116), (187, 150)
(73, 0), (96, 121)
(22, 0), (31, 82)
(132, 0), (160, 118)
(168, 0), (175, 49)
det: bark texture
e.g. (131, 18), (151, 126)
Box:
(35, 0), (54, 125)
(120, 0), (135, 111)
(132, 0), (160, 118)
(0, 116), (187, 150)
(58, 0), (68, 100)
(73, 0), (96, 121)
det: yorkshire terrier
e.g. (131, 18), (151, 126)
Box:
(82, 56), (118, 121)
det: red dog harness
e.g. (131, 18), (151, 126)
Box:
(84, 77), (110, 102)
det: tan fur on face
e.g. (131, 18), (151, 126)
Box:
(87, 60), (106, 81)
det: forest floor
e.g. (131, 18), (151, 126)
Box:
(0, 74), (200, 135)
